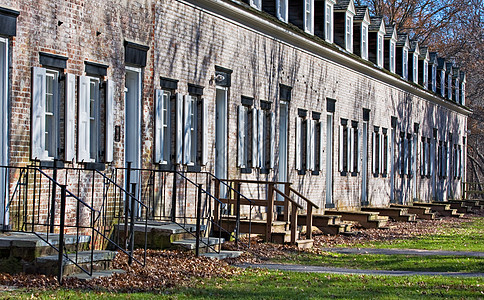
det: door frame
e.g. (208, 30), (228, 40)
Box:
(215, 86), (228, 197)
(325, 112), (334, 208)
(277, 101), (289, 202)
(0, 38), (8, 227)
(361, 121), (368, 205)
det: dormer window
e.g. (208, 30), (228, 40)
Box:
(325, 2), (333, 43)
(361, 24), (368, 60)
(304, 0), (314, 34)
(423, 61), (428, 89)
(461, 82), (465, 105)
(345, 14), (353, 52)
(403, 49), (408, 79)
(377, 33), (384, 67)
(441, 70), (446, 97)
(432, 64), (437, 93)
(413, 53), (418, 83)
(277, 0), (288, 22)
(250, 0), (262, 10)
(389, 41), (395, 73)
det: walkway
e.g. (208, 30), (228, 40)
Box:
(237, 263), (484, 277)
(320, 247), (484, 257)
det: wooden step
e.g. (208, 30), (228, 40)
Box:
(34, 250), (117, 276)
(390, 204), (436, 220)
(324, 210), (389, 229)
(362, 207), (417, 222)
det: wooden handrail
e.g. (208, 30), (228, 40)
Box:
(289, 187), (319, 209)
(273, 187), (303, 209)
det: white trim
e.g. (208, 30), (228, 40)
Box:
(276, 0), (288, 23)
(0, 38), (7, 166)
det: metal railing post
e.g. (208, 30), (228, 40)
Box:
(195, 184), (203, 257)
(57, 184), (67, 284)
(235, 182), (241, 247)
(171, 172), (177, 222)
(50, 159), (58, 233)
(128, 182), (136, 265)
(124, 162), (132, 248)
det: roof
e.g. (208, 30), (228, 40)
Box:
(334, 0), (351, 11)
(368, 16), (384, 32)
(384, 25), (396, 39)
(446, 62), (454, 72)
(409, 40), (419, 53)
(354, 6), (369, 21)
(396, 33), (409, 47)
(419, 47), (429, 60)
(429, 52), (438, 64)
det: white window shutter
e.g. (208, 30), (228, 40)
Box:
(31, 67), (47, 160)
(446, 141), (450, 177)
(386, 134), (391, 174)
(251, 108), (258, 168)
(183, 95), (191, 164)
(349, 127), (354, 172)
(105, 80), (114, 163)
(77, 75), (91, 162)
(65, 73), (76, 162)
(270, 111), (276, 169)
(372, 132), (376, 174)
(296, 117), (302, 170)
(311, 120), (316, 171)
(175, 93), (183, 164)
(154, 89), (163, 163)
(338, 124), (343, 172)
(357, 128), (362, 172)
(258, 109), (264, 168)
(237, 105), (245, 168)
(201, 98), (208, 165)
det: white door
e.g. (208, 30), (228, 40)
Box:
(390, 128), (396, 203)
(412, 134), (418, 200)
(325, 113), (334, 207)
(0, 38), (8, 227)
(125, 68), (142, 202)
(361, 122), (368, 205)
(277, 101), (288, 201)
(215, 87), (227, 197)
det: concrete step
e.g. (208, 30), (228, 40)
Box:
(201, 250), (243, 259)
(0, 232), (90, 263)
(390, 204), (436, 220)
(295, 239), (314, 249)
(34, 250), (117, 276)
(115, 222), (206, 250)
(172, 237), (225, 253)
(67, 269), (125, 280)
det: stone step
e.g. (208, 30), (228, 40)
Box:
(295, 239), (314, 249)
(67, 269), (125, 280)
(34, 250), (117, 276)
(0, 232), (90, 263)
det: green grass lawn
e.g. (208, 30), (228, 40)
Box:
(3, 270), (483, 299)
(273, 252), (484, 273)
(342, 217), (484, 251)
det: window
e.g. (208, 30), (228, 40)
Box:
(372, 127), (381, 176)
(461, 82), (465, 105)
(413, 53), (418, 83)
(361, 25), (368, 60)
(423, 61), (428, 89)
(389, 41), (395, 73)
(345, 15), (353, 52)
(261, 108), (276, 170)
(351, 122), (359, 174)
(304, 0), (314, 34)
(382, 129), (389, 175)
(325, 3), (333, 42)
(237, 105), (249, 169)
(314, 117), (323, 173)
(238, 100), (267, 172)
(448, 73), (452, 100)
(295, 114), (308, 173)
(403, 49), (408, 79)
(455, 78), (460, 102)
(399, 132), (407, 176)
(31, 67), (63, 161)
(432, 64), (437, 93)
(440, 70), (446, 97)
(250, 0), (262, 10)
(154, 89), (171, 164)
(277, 0), (288, 22)
(338, 119), (349, 175)
(377, 34), (383, 67)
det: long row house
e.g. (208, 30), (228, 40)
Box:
(0, 0), (471, 265)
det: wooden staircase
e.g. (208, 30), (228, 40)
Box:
(297, 214), (354, 235)
(413, 202), (463, 218)
(324, 210), (389, 229)
(390, 204), (437, 220)
(362, 207), (417, 222)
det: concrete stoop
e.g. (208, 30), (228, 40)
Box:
(362, 207), (417, 222)
(448, 199), (484, 212)
(390, 204), (436, 220)
(35, 250), (117, 276)
(324, 210), (389, 229)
